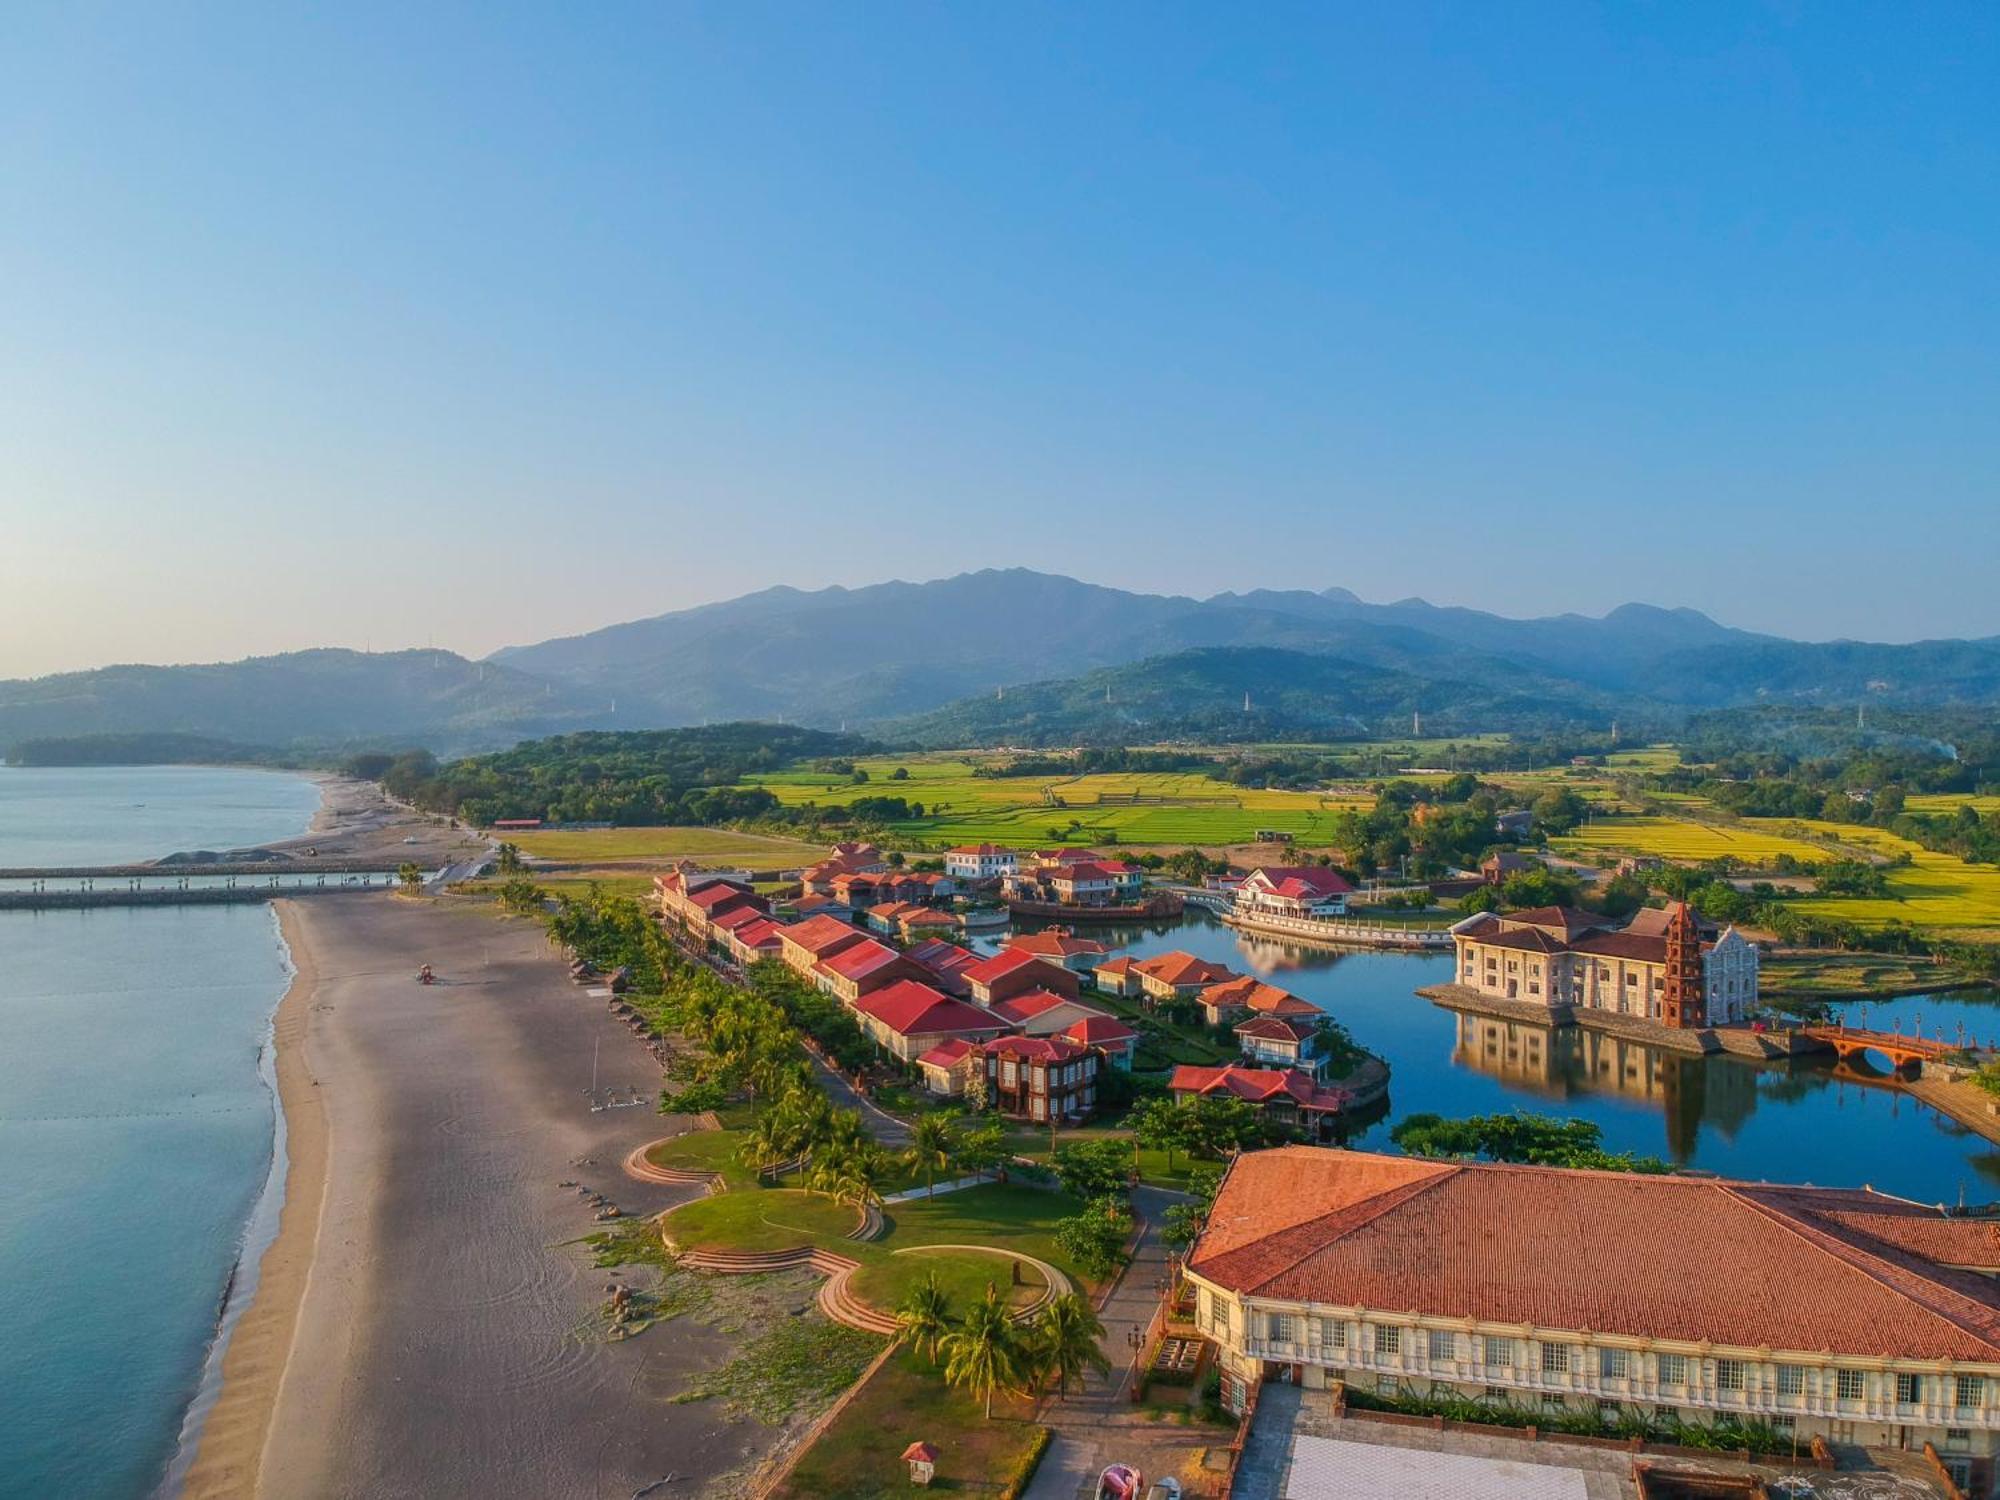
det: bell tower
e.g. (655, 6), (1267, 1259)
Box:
(1661, 902), (1706, 1029)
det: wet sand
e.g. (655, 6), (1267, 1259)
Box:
(193, 893), (776, 1498)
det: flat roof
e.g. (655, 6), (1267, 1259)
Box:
(1283, 1434), (1590, 1500)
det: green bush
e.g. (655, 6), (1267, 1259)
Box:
(999, 1427), (1053, 1500)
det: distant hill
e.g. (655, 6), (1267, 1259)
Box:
(9, 572), (1998, 756)
(0, 649), (598, 759)
(885, 646), (1621, 748)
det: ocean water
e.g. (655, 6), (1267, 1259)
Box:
(0, 767), (315, 1500)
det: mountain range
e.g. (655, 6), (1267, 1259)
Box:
(5, 570), (1998, 757)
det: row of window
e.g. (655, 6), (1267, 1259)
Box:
(1254, 1310), (1987, 1410)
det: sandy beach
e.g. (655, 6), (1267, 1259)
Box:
(184, 892), (779, 1499)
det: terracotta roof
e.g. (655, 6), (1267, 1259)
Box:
(1095, 956), (1138, 976)
(947, 844), (1012, 856)
(1061, 1015), (1138, 1047)
(1169, 1064), (1347, 1112)
(856, 981), (1012, 1039)
(1135, 951), (1238, 986)
(1234, 1015), (1317, 1043)
(902, 1442), (938, 1463)
(915, 1038), (978, 1069)
(709, 904), (766, 934)
(1498, 905), (1607, 939)
(1200, 975), (1318, 1016)
(906, 938), (977, 973)
(687, 881), (757, 911)
(1189, 1148), (2000, 1362)
(898, 908), (958, 928)
(1244, 865), (1354, 898)
(1006, 930), (1111, 960)
(780, 914), (866, 957)
(985, 1034), (1088, 1062)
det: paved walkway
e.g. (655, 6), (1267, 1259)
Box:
(1023, 1186), (1226, 1500)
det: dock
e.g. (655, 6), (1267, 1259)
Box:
(1417, 983), (1831, 1059)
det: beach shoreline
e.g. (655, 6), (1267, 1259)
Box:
(178, 900), (329, 1500)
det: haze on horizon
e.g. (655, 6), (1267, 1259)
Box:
(3, 3), (1996, 681)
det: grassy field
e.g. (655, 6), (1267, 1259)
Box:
(1758, 821), (2000, 936)
(1758, 950), (1971, 1003)
(1907, 794), (2000, 818)
(509, 825), (827, 865)
(665, 1180), (1090, 1315)
(772, 1347), (1046, 1500)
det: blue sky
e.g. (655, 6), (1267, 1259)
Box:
(2, 3), (1994, 676)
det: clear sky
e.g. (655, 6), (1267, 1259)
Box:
(3, 3), (1995, 678)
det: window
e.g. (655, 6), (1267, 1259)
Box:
(1947, 1427), (1974, 1448)
(1541, 1343), (1572, 1376)
(1895, 1372), (1922, 1405)
(1658, 1354), (1689, 1387)
(1483, 1386), (1509, 1402)
(1268, 1313), (1297, 1345)
(1597, 1399), (1620, 1423)
(1429, 1381), (1456, 1399)
(1318, 1318), (1346, 1351)
(1836, 1369), (1866, 1402)
(1599, 1348), (1629, 1380)
(1717, 1359), (1746, 1393)
(1776, 1364), (1805, 1398)
(1375, 1376), (1399, 1397)
(1957, 1375), (1985, 1410)
(1654, 1406), (1679, 1426)
(1482, 1336), (1514, 1368)
(1540, 1393), (1567, 1414)
(1770, 1416), (1795, 1436)
(1428, 1330), (1456, 1363)
(1373, 1325), (1402, 1357)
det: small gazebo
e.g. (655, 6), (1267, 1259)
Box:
(900, 1441), (938, 1487)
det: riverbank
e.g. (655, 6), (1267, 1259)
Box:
(197, 892), (788, 1498)
(180, 902), (326, 1499)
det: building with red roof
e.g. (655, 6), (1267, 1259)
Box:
(1450, 901), (1758, 1026)
(1232, 1014), (1329, 1076)
(1133, 951), (1238, 1005)
(776, 913), (869, 977)
(982, 1034), (1097, 1122)
(812, 936), (927, 1005)
(1234, 865), (1354, 921)
(942, 843), (1018, 882)
(1196, 975), (1320, 1029)
(722, 916), (787, 966)
(1003, 927), (1111, 973)
(985, 988), (1113, 1039)
(1167, 1063), (1350, 1139)
(1187, 1144), (2000, 1461)
(1092, 954), (1141, 996)
(962, 947), (1081, 1007)
(1004, 857), (1145, 910)
(914, 1036), (981, 1096)
(1059, 1013), (1138, 1069)
(904, 938), (980, 996)
(854, 981), (1014, 1062)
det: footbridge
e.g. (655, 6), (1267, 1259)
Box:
(1799, 1024), (1960, 1074)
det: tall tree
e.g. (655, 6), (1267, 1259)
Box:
(1029, 1293), (1110, 1401)
(905, 1114), (960, 1200)
(941, 1284), (1024, 1420)
(894, 1270), (953, 1365)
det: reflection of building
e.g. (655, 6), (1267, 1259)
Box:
(1450, 903), (1758, 1026)
(1188, 1145), (2000, 1494)
(1449, 1013), (1762, 1161)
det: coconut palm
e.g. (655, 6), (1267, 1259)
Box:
(941, 1284), (1024, 1420)
(894, 1270), (953, 1364)
(905, 1114), (960, 1199)
(1029, 1293), (1110, 1401)
(396, 861), (424, 894)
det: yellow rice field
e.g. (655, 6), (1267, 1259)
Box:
(1549, 816), (1840, 867)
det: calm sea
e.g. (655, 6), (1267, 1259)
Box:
(0, 766), (321, 1500)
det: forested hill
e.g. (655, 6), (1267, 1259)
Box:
(884, 646), (1622, 748)
(383, 724), (874, 826)
(0, 648), (596, 759)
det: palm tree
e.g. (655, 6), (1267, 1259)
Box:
(894, 1270), (953, 1364)
(396, 861), (423, 894)
(941, 1284), (1023, 1420)
(905, 1114), (959, 1199)
(1029, 1293), (1110, 1401)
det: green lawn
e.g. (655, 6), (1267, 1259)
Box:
(646, 1119), (765, 1190)
(772, 1347), (1047, 1500)
(848, 1249), (1046, 1316)
(509, 825), (827, 864)
(998, 1123), (1209, 1191)
(663, 1181), (1091, 1317)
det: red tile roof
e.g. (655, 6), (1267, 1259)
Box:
(816, 938), (905, 982)
(906, 938), (977, 974)
(962, 947), (1065, 986)
(984, 1034), (1088, 1063)
(1245, 865), (1354, 898)
(1199, 976), (1319, 1017)
(687, 881), (757, 911)
(1189, 1148), (2000, 1362)
(731, 917), (786, 950)
(1233, 1015), (1317, 1043)
(1006, 930), (1111, 960)
(916, 1037), (978, 1069)
(1061, 1015), (1138, 1047)
(1170, 1065), (1348, 1113)
(856, 981), (1013, 1039)
(1094, 955), (1138, 976)
(988, 989), (1075, 1025)
(709, 904), (766, 934)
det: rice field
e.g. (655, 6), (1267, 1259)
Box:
(1549, 815), (1842, 867)
(1906, 793), (2000, 818)
(1758, 821), (2000, 935)
(507, 826), (828, 864)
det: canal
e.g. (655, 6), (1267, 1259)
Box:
(990, 910), (2000, 1206)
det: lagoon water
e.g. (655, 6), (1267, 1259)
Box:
(0, 767), (315, 1500)
(995, 910), (2000, 1206)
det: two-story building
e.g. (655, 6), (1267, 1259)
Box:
(981, 1034), (1098, 1123)
(1167, 1064), (1350, 1140)
(1449, 902), (1759, 1027)
(961, 948), (1083, 1008)
(1133, 951), (1240, 1007)
(1004, 858), (1145, 909)
(1233, 866), (1354, 922)
(1233, 1014), (1329, 1076)
(812, 936), (929, 1005)
(1185, 1146), (2000, 1496)
(1196, 975), (1321, 1030)
(943, 844), (1018, 882)
(853, 980), (1014, 1063)
(776, 913), (870, 979)
(1002, 928), (1111, 973)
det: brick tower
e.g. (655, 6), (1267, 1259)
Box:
(1661, 901), (1706, 1029)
